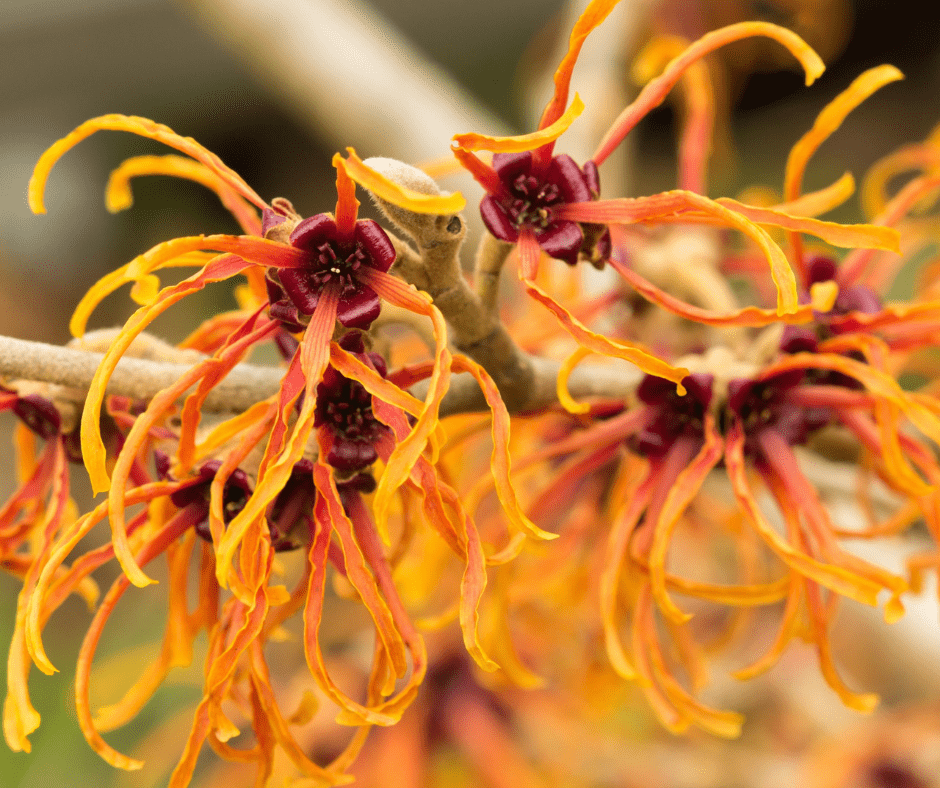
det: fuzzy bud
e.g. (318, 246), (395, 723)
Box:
(362, 156), (465, 247)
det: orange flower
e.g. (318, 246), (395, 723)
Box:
(7, 115), (536, 785)
(454, 3), (841, 324)
(466, 327), (935, 734)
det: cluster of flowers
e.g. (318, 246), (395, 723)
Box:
(3, 0), (940, 784)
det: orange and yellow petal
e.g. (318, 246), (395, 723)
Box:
(342, 148), (465, 214)
(454, 94), (584, 155)
(537, 0), (622, 131)
(594, 22), (824, 165)
(30, 114), (268, 215)
(105, 154), (262, 235)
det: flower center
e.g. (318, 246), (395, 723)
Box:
(631, 373), (713, 459)
(164, 460), (253, 544)
(507, 173), (561, 230)
(727, 372), (830, 456)
(309, 241), (367, 296)
(314, 341), (389, 473)
(321, 378), (377, 439)
(267, 459), (317, 552)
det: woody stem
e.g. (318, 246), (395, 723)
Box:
(0, 335), (283, 413)
(0, 332), (642, 418)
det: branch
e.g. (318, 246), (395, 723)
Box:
(0, 153), (653, 421)
(0, 331), (640, 420)
(189, 0), (510, 163)
(365, 158), (542, 412)
(0, 334), (283, 413)
(434, 357), (642, 418)
(365, 157), (648, 415)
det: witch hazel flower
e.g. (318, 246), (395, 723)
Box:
(11, 109), (554, 784)
(612, 62), (905, 337)
(453, 3), (825, 297)
(159, 453), (359, 553)
(499, 317), (940, 734)
(449, 2), (892, 396)
(473, 149), (608, 268)
(450, 0), (619, 277)
(802, 134), (940, 355)
(0, 389), (82, 589)
(263, 199), (395, 331)
(454, 0), (910, 405)
(26, 116), (457, 579)
(156, 454), (253, 544)
(314, 332), (389, 473)
(620, 343), (940, 727)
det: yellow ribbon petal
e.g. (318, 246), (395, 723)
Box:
(30, 114), (267, 215)
(785, 65), (904, 202)
(772, 172), (855, 217)
(454, 94), (585, 154)
(342, 147), (465, 214)
(557, 346), (593, 414)
(538, 0), (621, 129)
(105, 154), (262, 234)
(595, 22), (825, 164)
(715, 197), (900, 252)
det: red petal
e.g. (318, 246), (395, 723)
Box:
(289, 214), (337, 251)
(277, 268), (320, 315)
(355, 219), (395, 273)
(337, 284), (381, 329)
(548, 153), (592, 203)
(451, 147), (511, 201)
(480, 196), (519, 243)
(537, 220), (583, 265)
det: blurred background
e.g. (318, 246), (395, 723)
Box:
(2, 0), (940, 785)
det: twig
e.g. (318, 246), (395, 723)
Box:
(434, 356), (642, 417)
(365, 157), (652, 414)
(473, 233), (515, 319)
(364, 158), (541, 412)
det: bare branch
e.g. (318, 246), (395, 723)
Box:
(473, 233), (514, 319)
(365, 157), (648, 415)
(0, 334), (283, 412)
(365, 163), (539, 412)
(189, 0), (510, 162)
(0, 331), (643, 421)
(433, 356), (642, 417)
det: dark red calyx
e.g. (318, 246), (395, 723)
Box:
(261, 198), (302, 241)
(268, 214), (394, 330)
(806, 255), (838, 285)
(480, 151), (596, 266)
(631, 373), (713, 459)
(162, 459), (253, 543)
(314, 333), (389, 473)
(12, 394), (62, 441)
(728, 372), (830, 453)
(267, 459), (317, 552)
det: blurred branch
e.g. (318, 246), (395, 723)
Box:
(523, 0), (651, 193)
(188, 0), (511, 162)
(434, 356), (642, 417)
